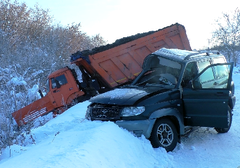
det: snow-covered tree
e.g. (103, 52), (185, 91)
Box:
(211, 8), (240, 66)
(0, 0), (106, 150)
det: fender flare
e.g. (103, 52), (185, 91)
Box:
(145, 108), (185, 138)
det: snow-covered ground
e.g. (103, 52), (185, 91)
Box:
(0, 70), (240, 168)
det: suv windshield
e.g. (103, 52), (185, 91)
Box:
(134, 57), (182, 87)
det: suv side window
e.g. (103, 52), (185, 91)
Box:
(198, 67), (214, 86)
(197, 60), (214, 87)
(215, 64), (229, 79)
(194, 64), (230, 89)
(212, 56), (229, 88)
(213, 64), (230, 88)
(182, 62), (198, 87)
(198, 60), (211, 72)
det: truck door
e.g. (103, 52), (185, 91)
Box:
(182, 63), (233, 128)
(50, 73), (77, 107)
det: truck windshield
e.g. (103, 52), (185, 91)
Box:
(135, 57), (182, 87)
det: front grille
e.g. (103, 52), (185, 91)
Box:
(90, 104), (122, 120)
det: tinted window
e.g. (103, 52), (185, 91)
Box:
(213, 64), (230, 88)
(51, 75), (68, 89)
(214, 64), (229, 79)
(194, 64), (230, 89)
(56, 75), (68, 85)
(199, 67), (214, 84)
(182, 62), (198, 87)
(212, 57), (229, 81)
(197, 60), (214, 85)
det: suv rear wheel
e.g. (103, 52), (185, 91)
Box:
(150, 118), (178, 152)
(215, 106), (232, 133)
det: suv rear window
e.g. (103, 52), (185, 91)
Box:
(198, 60), (211, 72)
(212, 57), (225, 64)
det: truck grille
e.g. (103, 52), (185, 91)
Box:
(90, 104), (122, 120)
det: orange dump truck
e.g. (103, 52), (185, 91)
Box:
(12, 23), (191, 126)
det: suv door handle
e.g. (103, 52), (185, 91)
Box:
(215, 92), (225, 96)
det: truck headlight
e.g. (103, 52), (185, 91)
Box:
(121, 106), (145, 117)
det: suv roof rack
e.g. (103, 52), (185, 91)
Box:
(184, 50), (220, 60)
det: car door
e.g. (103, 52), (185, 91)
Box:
(182, 62), (233, 128)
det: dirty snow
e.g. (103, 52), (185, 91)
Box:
(0, 69), (240, 168)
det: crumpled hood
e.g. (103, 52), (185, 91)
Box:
(89, 88), (149, 105)
(89, 87), (169, 105)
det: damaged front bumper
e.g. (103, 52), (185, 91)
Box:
(115, 119), (156, 139)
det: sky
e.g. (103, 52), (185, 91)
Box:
(18, 0), (239, 50)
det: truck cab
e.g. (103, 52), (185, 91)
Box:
(12, 67), (85, 125)
(86, 48), (236, 152)
(46, 67), (84, 109)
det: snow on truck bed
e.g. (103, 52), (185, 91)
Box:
(70, 23), (184, 62)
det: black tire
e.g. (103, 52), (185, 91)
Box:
(150, 118), (178, 152)
(215, 106), (232, 133)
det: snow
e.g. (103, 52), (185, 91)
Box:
(154, 48), (198, 60)
(26, 84), (40, 102)
(31, 70), (44, 77)
(6, 77), (27, 86)
(94, 88), (145, 100)
(0, 70), (240, 168)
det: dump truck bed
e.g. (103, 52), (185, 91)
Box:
(71, 23), (191, 88)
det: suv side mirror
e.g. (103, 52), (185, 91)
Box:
(38, 90), (44, 98)
(192, 79), (202, 89)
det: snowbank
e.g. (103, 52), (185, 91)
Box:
(0, 101), (173, 168)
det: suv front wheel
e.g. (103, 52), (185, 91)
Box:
(150, 118), (178, 152)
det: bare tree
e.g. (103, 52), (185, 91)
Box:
(211, 8), (240, 66)
(91, 34), (107, 47)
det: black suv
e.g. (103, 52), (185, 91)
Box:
(85, 48), (236, 152)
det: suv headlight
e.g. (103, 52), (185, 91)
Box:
(121, 106), (145, 117)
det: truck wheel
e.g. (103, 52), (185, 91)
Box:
(70, 99), (78, 107)
(215, 107), (232, 133)
(150, 118), (178, 152)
